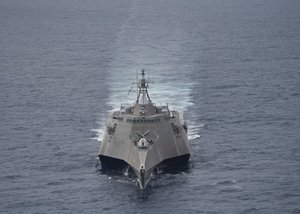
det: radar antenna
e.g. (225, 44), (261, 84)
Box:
(136, 69), (152, 104)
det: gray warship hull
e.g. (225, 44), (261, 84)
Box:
(98, 70), (190, 188)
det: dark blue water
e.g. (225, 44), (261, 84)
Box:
(1, 0), (299, 213)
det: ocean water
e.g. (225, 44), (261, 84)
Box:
(1, 0), (299, 213)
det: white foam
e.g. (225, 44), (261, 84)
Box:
(90, 127), (105, 142)
(187, 121), (204, 140)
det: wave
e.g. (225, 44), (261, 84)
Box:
(90, 121), (106, 142)
(187, 121), (204, 140)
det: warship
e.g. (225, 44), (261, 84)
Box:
(98, 70), (190, 188)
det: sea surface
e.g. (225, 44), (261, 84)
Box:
(0, 0), (299, 213)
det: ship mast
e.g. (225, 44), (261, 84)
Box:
(136, 69), (152, 104)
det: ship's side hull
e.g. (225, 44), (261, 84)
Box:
(159, 153), (190, 167)
(99, 155), (127, 170)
